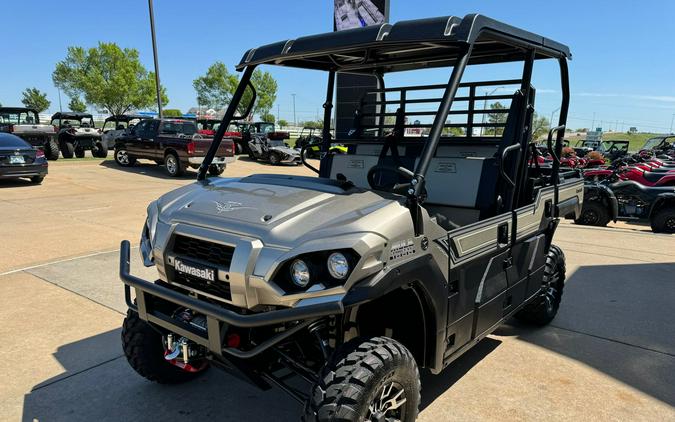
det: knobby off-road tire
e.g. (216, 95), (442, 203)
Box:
(306, 336), (421, 422)
(651, 206), (675, 233)
(75, 147), (85, 158)
(45, 139), (60, 160)
(515, 244), (566, 326)
(575, 200), (610, 227)
(61, 141), (74, 158)
(121, 309), (206, 384)
(92, 142), (108, 158)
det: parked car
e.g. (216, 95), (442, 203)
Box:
(0, 107), (59, 160)
(101, 114), (152, 150)
(51, 112), (107, 158)
(0, 132), (48, 184)
(575, 180), (675, 232)
(118, 13), (583, 420)
(247, 135), (301, 165)
(113, 118), (235, 177)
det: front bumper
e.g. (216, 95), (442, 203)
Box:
(119, 240), (343, 358)
(0, 164), (48, 179)
(188, 156), (236, 165)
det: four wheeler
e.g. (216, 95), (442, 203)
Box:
(247, 134), (301, 165)
(0, 107), (60, 160)
(101, 114), (152, 150)
(583, 156), (675, 186)
(296, 127), (348, 158)
(576, 180), (675, 233)
(118, 14), (583, 421)
(51, 112), (107, 158)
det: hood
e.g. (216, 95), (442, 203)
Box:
(157, 174), (409, 246)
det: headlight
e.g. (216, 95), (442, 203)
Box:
(327, 252), (349, 280)
(289, 259), (310, 287)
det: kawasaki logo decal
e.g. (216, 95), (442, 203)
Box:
(174, 259), (215, 282)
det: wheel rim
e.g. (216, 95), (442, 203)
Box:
(270, 154), (279, 164)
(543, 270), (560, 314)
(581, 209), (599, 225)
(166, 155), (177, 174)
(116, 149), (129, 165)
(366, 381), (407, 422)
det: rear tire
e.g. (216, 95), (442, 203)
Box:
(575, 201), (610, 226)
(121, 309), (206, 384)
(45, 139), (60, 160)
(75, 147), (85, 158)
(515, 244), (565, 326)
(208, 164), (225, 176)
(164, 152), (184, 177)
(306, 337), (420, 422)
(651, 206), (675, 233)
(61, 141), (74, 158)
(92, 142), (108, 158)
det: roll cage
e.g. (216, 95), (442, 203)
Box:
(200, 13), (571, 233)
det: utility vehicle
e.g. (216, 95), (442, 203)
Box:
(247, 134), (301, 165)
(576, 180), (675, 232)
(119, 14), (583, 421)
(114, 118), (235, 177)
(51, 112), (106, 158)
(0, 107), (59, 160)
(640, 135), (675, 156)
(296, 127), (348, 158)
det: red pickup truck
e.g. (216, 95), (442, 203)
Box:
(113, 118), (235, 177)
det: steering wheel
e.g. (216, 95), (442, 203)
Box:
(367, 165), (415, 195)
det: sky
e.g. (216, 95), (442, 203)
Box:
(1, 0), (675, 133)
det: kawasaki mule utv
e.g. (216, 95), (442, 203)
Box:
(0, 107), (60, 160)
(119, 13), (582, 421)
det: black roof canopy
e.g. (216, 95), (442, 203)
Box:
(0, 107), (39, 114)
(104, 114), (152, 122)
(51, 112), (94, 120)
(236, 14), (571, 73)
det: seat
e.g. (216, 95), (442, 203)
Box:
(642, 171), (665, 183)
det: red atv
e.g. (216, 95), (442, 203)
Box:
(584, 155), (675, 186)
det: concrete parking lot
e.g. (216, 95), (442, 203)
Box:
(1, 157), (674, 421)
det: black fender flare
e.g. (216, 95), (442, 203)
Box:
(585, 183), (618, 221)
(342, 254), (447, 371)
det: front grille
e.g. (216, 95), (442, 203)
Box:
(172, 235), (234, 268)
(173, 274), (232, 301)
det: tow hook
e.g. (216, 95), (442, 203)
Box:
(164, 334), (207, 373)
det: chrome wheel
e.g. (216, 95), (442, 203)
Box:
(366, 381), (407, 422)
(166, 155), (177, 175)
(116, 149), (129, 165)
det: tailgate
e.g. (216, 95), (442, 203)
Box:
(193, 138), (235, 157)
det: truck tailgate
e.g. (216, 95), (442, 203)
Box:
(193, 137), (235, 157)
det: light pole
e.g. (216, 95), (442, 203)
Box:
(480, 86), (503, 136)
(670, 113), (675, 134)
(291, 94), (296, 126)
(148, 0), (163, 118)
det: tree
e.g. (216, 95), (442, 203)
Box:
(278, 119), (288, 128)
(68, 97), (87, 113)
(531, 112), (550, 140)
(192, 62), (238, 110)
(260, 113), (275, 123)
(21, 88), (51, 113)
(486, 101), (507, 135)
(301, 120), (324, 129)
(163, 109), (183, 117)
(250, 69), (277, 117)
(53, 42), (168, 116)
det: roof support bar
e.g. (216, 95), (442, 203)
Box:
(321, 71), (336, 154)
(198, 66), (256, 181)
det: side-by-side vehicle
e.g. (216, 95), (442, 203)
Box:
(118, 14), (583, 421)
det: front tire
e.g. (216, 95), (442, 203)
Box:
(306, 337), (420, 422)
(575, 201), (610, 226)
(515, 244), (565, 326)
(269, 151), (281, 165)
(114, 148), (136, 167)
(651, 206), (675, 233)
(92, 142), (108, 158)
(61, 141), (74, 158)
(121, 309), (206, 384)
(75, 146), (85, 158)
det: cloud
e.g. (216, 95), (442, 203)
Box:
(576, 92), (675, 103)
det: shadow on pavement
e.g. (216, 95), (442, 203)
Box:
(98, 160), (198, 180)
(0, 178), (41, 188)
(21, 262), (675, 420)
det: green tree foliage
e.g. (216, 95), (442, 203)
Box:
(260, 113), (275, 123)
(68, 97), (87, 113)
(531, 112), (550, 140)
(485, 101), (507, 135)
(302, 120), (324, 129)
(162, 109), (183, 117)
(278, 119), (288, 128)
(250, 70), (277, 117)
(192, 62), (238, 110)
(53, 42), (168, 116)
(21, 88), (51, 113)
